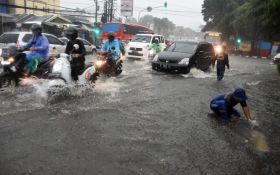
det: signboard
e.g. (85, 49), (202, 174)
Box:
(121, 0), (133, 17)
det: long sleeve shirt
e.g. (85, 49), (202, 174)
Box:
(101, 39), (120, 60)
(21, 34), (49, 60)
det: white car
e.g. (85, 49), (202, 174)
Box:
(273, 53), (280, 64)
(125, 34), (166, 60)
(0, 32), (66, 57)
(59, 37), (97, 55)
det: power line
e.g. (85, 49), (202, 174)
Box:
(0, 3), (100, 17)
(133, 6), (201, 14)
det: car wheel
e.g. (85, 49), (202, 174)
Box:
(181, 67), (190, 74)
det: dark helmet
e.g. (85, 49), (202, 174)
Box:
(65, 27), (78, 40)
(107, 32), (115, 41)
(31, 24), (42, 34)
(233, 88), (248, 101)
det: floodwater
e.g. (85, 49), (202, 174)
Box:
(0, 55), (279, 175)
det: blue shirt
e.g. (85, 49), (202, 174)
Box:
(101, 39), (120, 60)
(21, 34), (49, 61)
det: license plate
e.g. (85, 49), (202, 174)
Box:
(132, 51), (139, 54)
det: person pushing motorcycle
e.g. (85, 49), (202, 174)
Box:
(100, 32), (120, 65)
(20, 24), (49, 76)
(64, 27), (86, 81)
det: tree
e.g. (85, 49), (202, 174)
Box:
(139, 15), (175, 37)
(139, 15), (154, 28)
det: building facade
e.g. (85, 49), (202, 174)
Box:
(0, 0), (9, 13)
(8, 0), (60, 15)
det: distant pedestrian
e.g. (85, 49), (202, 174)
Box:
(212, 45), (230, 81)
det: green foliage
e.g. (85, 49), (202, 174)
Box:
(202, 0), (280, 41)
(139, 15), (175, 37)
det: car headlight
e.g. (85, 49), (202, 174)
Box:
(153, 55), (159, 61)
(178, 58), (190, 65)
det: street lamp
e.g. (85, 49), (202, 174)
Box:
(137, 4), (166, 22)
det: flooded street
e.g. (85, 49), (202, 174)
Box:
(0, 55), (280, 175)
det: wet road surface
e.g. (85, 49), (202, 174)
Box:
(0, 55), (280, 175)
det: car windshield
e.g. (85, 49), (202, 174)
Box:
(131, 35), (152, 43)
(205, 36), (221, 44)
(167, 42), (197, 54)
(0, 33), (19, 43)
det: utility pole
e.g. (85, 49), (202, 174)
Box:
(24, 0), (27, 13)
(109, 0), (113, 22)
(94, 0), (98, 23)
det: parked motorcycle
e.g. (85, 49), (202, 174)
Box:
(0, 44), (53, 88)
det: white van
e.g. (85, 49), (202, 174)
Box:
(125, 34), (166, 59)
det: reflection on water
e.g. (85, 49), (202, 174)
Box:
(251, 130), (270, 152)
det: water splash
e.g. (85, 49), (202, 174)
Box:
(182, 68), (215, 79)
(94, 78), (122, 102)
(246, 81), (261, 86)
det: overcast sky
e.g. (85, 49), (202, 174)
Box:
(61, 0), (205, 30)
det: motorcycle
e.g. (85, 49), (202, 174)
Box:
(47, 44), (97, 89)
(0, 44), (53, 88)
(93, 47), (123, 78)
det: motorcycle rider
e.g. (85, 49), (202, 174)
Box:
(20, 24), (49, 76)
(64, 27), (86, 81)
(210, 88), (258, 127)
(212, 45), (229, 81)
(100, 32), (120, 65)
(150, 38), (162, 54)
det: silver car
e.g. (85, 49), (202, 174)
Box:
(59, 37), (97, 55)
(0, 32), (66, 56)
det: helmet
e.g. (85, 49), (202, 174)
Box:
(31, 24), (42, 34)
(65, 27), (78, 40)
(107, 32), (115, 41)
(155, 38), (159, 44)
(233, 88), (248, 101)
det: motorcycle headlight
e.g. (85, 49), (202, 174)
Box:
(178, 58), (190, 65)
(153, 55), (159, 61)
(96, 60), (105, 67)
(8, 57), (15, 63)
(149, 49), (155, 55)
